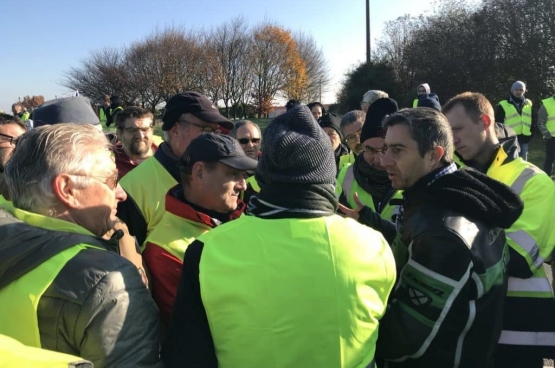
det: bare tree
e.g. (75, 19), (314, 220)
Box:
(293, 31), (331, 102)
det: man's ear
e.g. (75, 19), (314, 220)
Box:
(481, 113), (493, 130)
(430, 145), (445, 164)
(191, 162), (205, 181)
(52, 174), (80, 209)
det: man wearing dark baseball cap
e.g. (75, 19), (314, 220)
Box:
(142, 133), (256, 324)
(117, 91), (234, 246)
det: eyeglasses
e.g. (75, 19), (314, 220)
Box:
(0, 132), (18, 147)
(237, 138), (261, 144)
(70, 172), (119, 190)
(178, 119), (220, 134)
(344, 129), (362, 144)
(122, 125), (153, 135)
(362, 145), (386, 155)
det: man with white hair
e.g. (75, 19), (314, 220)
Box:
(495, 81), (533, 160)
(0, 124), (162, 367)
(360, 90), (388, 113)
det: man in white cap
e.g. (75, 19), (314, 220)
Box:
(495, 81), (533, 160)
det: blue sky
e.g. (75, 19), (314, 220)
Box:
(0, 0), (436, 112)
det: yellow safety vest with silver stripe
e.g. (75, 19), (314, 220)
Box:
(486, 147), (555, 347)
(541, 97), (555, 136)
(0, 334), (92, 368)
(0, 207), (103, 349)
(499, 100), (532, 136)
(336, 164), (401, 221)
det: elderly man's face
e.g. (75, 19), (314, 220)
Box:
(0, 123), (26, 198)
(71, 149), (127, 236)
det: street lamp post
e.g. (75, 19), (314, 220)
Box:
(366, 0), (371, 64)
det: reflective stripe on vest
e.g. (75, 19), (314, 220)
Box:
(0, 334), (92, 368)
(198, 215), (394, 367)
(499, 100), (532, 136)
(120, 156), (178, 236)
(144, 210), (210, 259)
(542, 98), (555, 135)
(507, 274), (552, 297)
(0, 244), (94, 348)
(499, 330), (555, 347)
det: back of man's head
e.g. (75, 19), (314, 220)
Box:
(255, 105), (336, 187)
(5, 124), (110, 215)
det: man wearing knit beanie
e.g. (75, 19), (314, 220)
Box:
(318, 112), (349, 174)
(495, 80), (533, 160)
(162, 105), (396, 368)
(337, 98), (401, 222)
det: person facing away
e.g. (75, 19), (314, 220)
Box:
(116, 91), (234, 246)
(443, 92), (555, 368)
(495, 81), (533, 160)
(143, 133), (257, 324)
(113, 106), (158, 178)
(105, 95), (124, 128)
(0, 124), (162, 368)
(343, 108), (524, 367)
(337, 98), (400, 221)
(162, 105), (396, 368)
(229, 120), (262, 203)
(412, 83), (430, 107)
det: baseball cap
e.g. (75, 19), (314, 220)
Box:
(162, 91), (233, 131)
(32, 96), (100, 128)
(179, 134), (258, 171)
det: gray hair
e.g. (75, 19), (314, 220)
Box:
(340, 110), (366, 132)
(5, 123), (112, 215)
(382, 108), (453, 164)
(229, 120), (261, 139)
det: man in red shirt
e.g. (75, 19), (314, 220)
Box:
(113, 107), (158, 177)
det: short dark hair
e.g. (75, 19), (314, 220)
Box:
(0, 113), (26, 131)
(306, 102), (326, 114)
(115, 106), (154, 129)
(382, 108), (453, 164)
(442, 92), (495, 124)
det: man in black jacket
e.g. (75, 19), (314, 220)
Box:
(342, 108), (524, 367)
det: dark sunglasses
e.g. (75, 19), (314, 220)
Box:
(238, 138), (261, 144)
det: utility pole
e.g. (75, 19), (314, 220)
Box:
(366, 0), (371, 64)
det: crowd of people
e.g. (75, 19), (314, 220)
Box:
(0, 81), (554, 368)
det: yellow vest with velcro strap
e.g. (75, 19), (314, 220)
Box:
(143, 209), (210, 258)
(499, 100), (532, 136)
(0, 334), (92, 368)
(120, 156), (178, 237)
(198, 215), (395, 368)
(336, 164), (401, 221)
(486, 148), (555, 299)
(542, 97), (555, 136)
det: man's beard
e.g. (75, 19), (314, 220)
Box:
(128, 140), (150, 156)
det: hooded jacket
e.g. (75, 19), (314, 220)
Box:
(0, 209), (162, 368)
(375, 165), (523, 368)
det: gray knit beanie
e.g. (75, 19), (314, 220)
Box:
(511, 81), (526, 93)
(255, 105), (336, 186)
